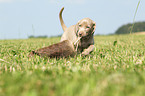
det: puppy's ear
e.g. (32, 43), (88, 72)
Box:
(92, 21), (96, 34)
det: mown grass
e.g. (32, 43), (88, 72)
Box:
(0, 35), (145, 96)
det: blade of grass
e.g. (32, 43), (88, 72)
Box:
(130, 0), (140, 34)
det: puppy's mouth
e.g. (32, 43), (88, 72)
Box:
(78, 33), (87, 37)
(78, 33), (89, 38)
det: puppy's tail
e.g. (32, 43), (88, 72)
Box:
(59, 7), (67, 31)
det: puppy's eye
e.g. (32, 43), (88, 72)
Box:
(86, 26), (90, 28)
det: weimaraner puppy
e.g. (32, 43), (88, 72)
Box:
(59, 7), (96, 56)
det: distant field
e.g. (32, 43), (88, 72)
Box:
(0, 35), (145, 96)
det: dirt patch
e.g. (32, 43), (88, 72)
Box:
(133, 31), (145, 35)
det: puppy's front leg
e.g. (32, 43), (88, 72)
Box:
(81, 45), (95, 56)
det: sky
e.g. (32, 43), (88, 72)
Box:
(0, 0), (144, 40)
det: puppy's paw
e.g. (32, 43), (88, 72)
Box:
(81, 51), (89, 56)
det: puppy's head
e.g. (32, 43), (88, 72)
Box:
(75, 18), (96, 37)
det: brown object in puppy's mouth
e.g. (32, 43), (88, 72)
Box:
(29, 40), (75, 58)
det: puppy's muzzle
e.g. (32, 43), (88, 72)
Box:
(77, 28), (87, 37)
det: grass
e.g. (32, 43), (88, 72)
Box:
(130, 0), (140, 34)
(0, 35), (145, 96)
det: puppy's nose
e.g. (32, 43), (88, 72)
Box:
(79, 33), (82, 37)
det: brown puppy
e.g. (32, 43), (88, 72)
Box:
(59, 7), (96, 55)
(29, 40), (75, 58)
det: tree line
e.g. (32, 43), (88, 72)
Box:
(115, 21), (145, 34)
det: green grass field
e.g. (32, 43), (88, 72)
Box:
(0, 35), (145, 96)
